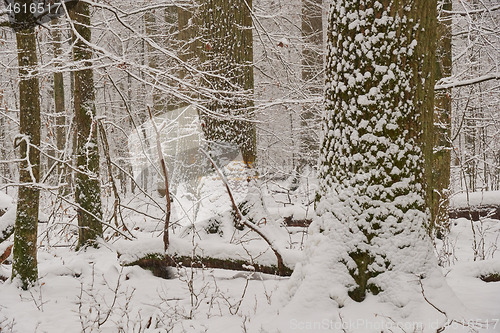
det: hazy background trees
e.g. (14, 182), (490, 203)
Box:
(448, 0), (500, 193)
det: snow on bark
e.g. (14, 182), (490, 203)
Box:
(70, 2), (103, 249)
(12, 17), (41, 289)
(261, 1), (471, 331)
(316, 0), (433, 301)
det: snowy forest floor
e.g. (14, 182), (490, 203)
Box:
(0, 174), (500, 332)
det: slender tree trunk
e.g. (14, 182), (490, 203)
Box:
(431, 0), (452, 236)
(12, 12), (41, 289)
(145, 12), (166, 115)
(70, 2), (103, 248)
(164, 6), (183, 111)
(299, 0), (323, 170)
(178, 6), (196, 81)
(145, 10), (178, 196)
(127, 73), (136, 193)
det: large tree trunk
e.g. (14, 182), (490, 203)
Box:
(12, 5), (41, 289)
(302, 0), (437, 301)
(198, 0), (256, 166)
(70, 2), (103, 248)
(265, 3), (465, 329)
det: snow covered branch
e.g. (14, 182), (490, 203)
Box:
(442, 4), (500, 16)
(435, 73), (500, 90)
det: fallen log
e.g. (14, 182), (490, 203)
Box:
(201, 149), (290, 276)
(126, 253), (293, 279)
(283, 216), (312, 227)
(283, 205), (500, 227)
(449, 205), (500, 221)
(480, 273), (500, 283)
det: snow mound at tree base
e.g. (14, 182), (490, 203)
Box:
(258, 264), (477, 332)
(253, 215), (479, 332)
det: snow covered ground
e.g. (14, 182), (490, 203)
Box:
(0, 184), (499, 332)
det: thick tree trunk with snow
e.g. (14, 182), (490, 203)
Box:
(317, 0), (437, 301)
(267, 4), (465, 330)
(198, 0), (256, 166)
(12, 13), (41, 289)
(70, 2), (103, 248)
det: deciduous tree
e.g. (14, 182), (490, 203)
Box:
(11, 0), (41, 289)
(69, 2), (103, 248)
(284, 0), (450, 315)
(198, 0), (256, 166)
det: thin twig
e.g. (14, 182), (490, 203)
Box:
(148, 106), (171, 251)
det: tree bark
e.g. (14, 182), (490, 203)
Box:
(52, 18), (68, 193)
(317, 0), (437, 302)
(70, 2), (103, 248)
(198, 0), (256, 166)
(300, 0), (323, 169)
(12, 4), (41, 289)
(429, 0), (452, 236)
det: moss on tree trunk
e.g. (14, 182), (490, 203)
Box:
(12, 9), (41, 289)
(320, 0), (437, 301)
(70, 2), (103, 248)
(429, 0), (452, 236)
